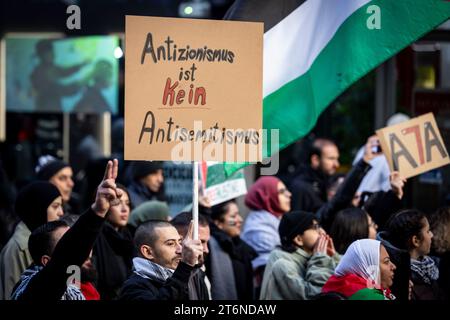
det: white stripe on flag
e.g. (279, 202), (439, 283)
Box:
(263, 0), (371, 97)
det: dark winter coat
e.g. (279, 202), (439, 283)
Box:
(93, 222), (135, 300)
(119, 262), (193, 300)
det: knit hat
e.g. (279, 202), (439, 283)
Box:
(131, 161), (163, 181)
(245, 176), (284, 217)
(35, 155), (70, 181)
(15, 181), (62, 231)
(279, 211), (316, 246)
(128, 200), (170, 228)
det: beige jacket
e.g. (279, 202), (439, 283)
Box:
(0, 222), (32, 300)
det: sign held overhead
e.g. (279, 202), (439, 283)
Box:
(125, 16), (263, 162)
(376, 112), (449, 179)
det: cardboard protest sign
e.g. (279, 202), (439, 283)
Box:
(200, 162), (247, 206)
(125, 16), (263, 162)
(376, 113), (450, 179)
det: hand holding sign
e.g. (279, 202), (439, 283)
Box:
(390, 171), (406, 200)
(181, 220), (203, 267)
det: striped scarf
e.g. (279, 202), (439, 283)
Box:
(132, 257), (174, 283)
(410, 256), (439, 285)
(11, 265), (85, 300)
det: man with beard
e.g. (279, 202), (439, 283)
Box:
(289, 138), (340, 212)
(171, 212), (211, 300)
(119, 220), (203, 300)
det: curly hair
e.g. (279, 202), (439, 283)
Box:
(386, 209), (426, 251)
(429, 207), (450, 254)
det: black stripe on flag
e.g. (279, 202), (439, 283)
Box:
(224, 0), (308, 33)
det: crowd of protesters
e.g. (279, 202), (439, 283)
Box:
(0, 132), (449, 301)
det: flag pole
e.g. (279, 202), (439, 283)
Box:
(193, 161), (199, 240)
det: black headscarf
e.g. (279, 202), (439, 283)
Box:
(15, 181), (61, 231)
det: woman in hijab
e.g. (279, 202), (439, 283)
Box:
(322, 239), (396, 300)
(0, 181), (63, 299)
(241, 176), (292, 294)
(93, 184), (135, 300)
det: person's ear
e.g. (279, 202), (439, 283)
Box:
(40, 255), (51, 266)
(213, 219), (224, 230)
(411, 235), (421, 248)
(293, 234), (303, 247)
(311, 155), (320, 169)
(140, 245), (154, 260)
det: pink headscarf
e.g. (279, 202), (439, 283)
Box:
(245, 176), (285, 218)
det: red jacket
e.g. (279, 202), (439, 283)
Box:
(80, 282), (100, 300)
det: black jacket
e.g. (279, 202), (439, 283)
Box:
(119, 262), (193, 300)
(188, 267), (210, 300)
(433, 251), (450, 300)
(362, 190), (403, 231)
(410, 262), (444, 300)
(14, 208), (104, 300)
(289, 165), (330, 213)
(317, 159), (371, 231)
(93, 222), (135, 300)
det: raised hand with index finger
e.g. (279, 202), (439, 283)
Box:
(91, 159), (123, 217)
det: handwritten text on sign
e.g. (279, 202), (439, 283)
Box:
(376, 113), (449, 179)
(124, 16), (263, 162)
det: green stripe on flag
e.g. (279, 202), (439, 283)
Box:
(206, 163), (244, 187)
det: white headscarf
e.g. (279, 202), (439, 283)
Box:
(334, 239), (381, 287)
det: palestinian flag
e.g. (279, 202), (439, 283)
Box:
(200, 162), (247, 206)
(223, 0), (450, 176)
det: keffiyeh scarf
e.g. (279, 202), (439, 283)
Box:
(11, 265), (85, 300)
(132, 257), (174, 283)
(410, 256), (439, 285)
